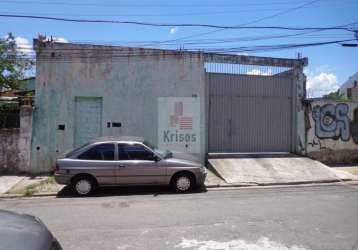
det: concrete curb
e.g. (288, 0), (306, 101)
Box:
(205, 178), (353, 188)
(0, 192), (58, 199)
(1, 179), (356, 199)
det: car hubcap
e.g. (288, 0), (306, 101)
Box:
(76, 180), (91, 195)
(176, 177), (191, 191)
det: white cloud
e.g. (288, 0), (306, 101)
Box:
(51, 37), (68, 43)
(306, 71), (339, 98)
(169, 27), (179, 35)
(15, 36), (34, 55)
(16, 36), (68, 57)
(3, 35), (68, 55)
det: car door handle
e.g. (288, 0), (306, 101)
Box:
(118, 165), (126, 168)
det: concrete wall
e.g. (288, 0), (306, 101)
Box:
(31, 41), (307, 172)
(0, 106), (33, 173)
(307, 100), (358, 164)
(295, 67), (307, 155)
(31, 43), (206, 172)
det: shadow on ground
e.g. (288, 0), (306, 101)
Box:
(56, 185), (207, 198)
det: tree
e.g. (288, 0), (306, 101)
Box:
(322, 90), (349, 101)
(0, 33), (34, 91)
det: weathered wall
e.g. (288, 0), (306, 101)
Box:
(295, 67), (307, 155)
(31, 43), (206, 172)
(0, 106), (33, 173)
(307, 100), (358, 164)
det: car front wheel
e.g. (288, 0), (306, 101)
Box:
(72, 176), (96, 196)
(172, 173), (194, 193)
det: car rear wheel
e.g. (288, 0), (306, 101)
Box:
(172, 173), (194, 193)
(72, 176), (96, 196)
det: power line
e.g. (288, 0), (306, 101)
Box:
(200, 39), (358, 53)
(4, 38), (355, 63)
(1, 0), (356, 8)
(13, 33), (353, 49)
(0, 13), (355, 32)
(0, 5), (352, 18)
(1, 2), (357, 18)
(143, 0), (323, 47)
(152, 21), (358, 49)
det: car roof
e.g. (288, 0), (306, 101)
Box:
(90, 136), (145, 144)
(0, 209), (53, 249)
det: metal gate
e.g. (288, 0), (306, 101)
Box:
(208, 72), (294, 153)
(74, 97), (103, 147)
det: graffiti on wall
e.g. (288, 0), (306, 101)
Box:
(352, 108), (358, 144)
(307, 139), (327, 150)
(312, 103), (350, 141)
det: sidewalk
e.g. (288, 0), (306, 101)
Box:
(0, 175), (64, 198)
(331, 165), (358, 176)
(1, 165), (358, 198)
(0, 176), (26, 194)
(207, 157), (358, 186)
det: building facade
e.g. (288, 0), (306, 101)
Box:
(30, 40), (307, 172)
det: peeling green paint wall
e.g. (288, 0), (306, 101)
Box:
(31, 44), (206, 172)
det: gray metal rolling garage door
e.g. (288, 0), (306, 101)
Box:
(208, 73), (294, 153)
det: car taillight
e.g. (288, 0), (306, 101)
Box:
(55, 164), (59, 172)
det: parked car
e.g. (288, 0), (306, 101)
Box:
(55, 136), (207, 196)
(0, 209), (62, 250)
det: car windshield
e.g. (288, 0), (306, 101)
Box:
(143, 140), (173, 159)
(64, 143), (90, 158)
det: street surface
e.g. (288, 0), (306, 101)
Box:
(1, 184), (358, 250)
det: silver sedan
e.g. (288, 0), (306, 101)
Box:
(54, 136), (207, 196)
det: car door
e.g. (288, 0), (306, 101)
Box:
(115, 143), (166, 185)
(75, 143), (117, 185)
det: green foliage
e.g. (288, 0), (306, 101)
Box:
(23, 176), (56, 196)
(322, 90), (349, 101)
(0, 33), (34, 90)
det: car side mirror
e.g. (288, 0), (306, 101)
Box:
(151, 154), (161, 162)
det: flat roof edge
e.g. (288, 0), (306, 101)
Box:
(204, 53), (308, 67)
(33, 39), (308, 67)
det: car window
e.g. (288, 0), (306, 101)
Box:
(77, 143), (115, 161)
(64, 142), (90, 158)
(118, 143), (130, 160)
(124, 144), (156, 161)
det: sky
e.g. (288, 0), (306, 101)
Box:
(1, 0), (357, 97)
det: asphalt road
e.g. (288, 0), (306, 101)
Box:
(1, 184), (358, 250)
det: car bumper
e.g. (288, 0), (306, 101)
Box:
(196, 172), (207, 186)
(54, 173), (71, 185)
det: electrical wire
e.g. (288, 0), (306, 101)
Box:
(1, 2), (357, 18)
(142, 0), (323, 47)
(1, 0), (356, 8)
(0, 13), (355, 32)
